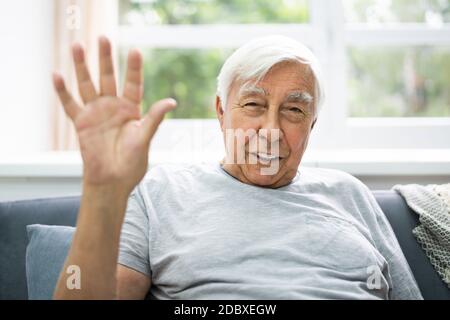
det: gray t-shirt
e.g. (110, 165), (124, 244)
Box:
(118, 163), (423, 300)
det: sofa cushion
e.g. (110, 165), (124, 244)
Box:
(0, 197), (79, 300)
(25, 224), (75, 300)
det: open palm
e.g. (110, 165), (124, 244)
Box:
(53, 37), (176, 192)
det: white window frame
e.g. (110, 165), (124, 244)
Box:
(116, 0), (450, 152)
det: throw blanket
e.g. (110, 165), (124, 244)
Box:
(392, 183), (450, 287)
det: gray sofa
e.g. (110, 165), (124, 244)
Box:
(0, 190), (449, 300)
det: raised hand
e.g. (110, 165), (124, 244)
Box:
(53, 36), (176, 193)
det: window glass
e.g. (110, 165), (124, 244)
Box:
(343, 0), (449, 24)
(347, 46), (450, 117)
(120, 47), (232, 118)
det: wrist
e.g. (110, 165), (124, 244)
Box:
(77, 181), (131, 240)
(80, 181), (131, 224)
(82, 181), (131, 202)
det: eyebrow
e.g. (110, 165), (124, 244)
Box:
(238, 86), (266, 98)
(284, 91), (313, 105)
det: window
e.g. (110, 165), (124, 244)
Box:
(348, 46), (450, 117)
(118, 0), (311, 119)
(344, 1), (450, 119)
(342, 0), (450, 149)
(116, 0), (450, 151)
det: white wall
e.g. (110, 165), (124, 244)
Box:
(0, 0), (54, 154)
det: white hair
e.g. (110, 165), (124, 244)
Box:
(217, 35), (325, 118)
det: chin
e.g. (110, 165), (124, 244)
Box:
(243, 164), (284, 188)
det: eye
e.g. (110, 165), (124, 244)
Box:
(242, 102), (266, 112)
(281, 106), (307, 122)
(288, 107), (303, 113)
(244, 102), (262, 107)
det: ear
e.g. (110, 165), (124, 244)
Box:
(215, 96), (225, 131)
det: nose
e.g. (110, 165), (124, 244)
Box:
(258, 108), (284, 144)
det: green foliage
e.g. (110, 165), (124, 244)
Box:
(140, 48), (232, 118)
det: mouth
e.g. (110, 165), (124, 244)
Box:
(249, 152), (284, 165)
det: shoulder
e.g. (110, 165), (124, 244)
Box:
(297, 166), (375, 210)
(299, 167), (384, 232)
(299, 166), (369, 193)
(145, 162), (218, 181)
(137, 162), (217, 193)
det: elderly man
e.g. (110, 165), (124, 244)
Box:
(52, 35), (422, 300)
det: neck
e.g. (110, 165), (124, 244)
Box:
(219, 159), (295, 189)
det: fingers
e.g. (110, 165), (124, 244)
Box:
(142, 98), (177, 143)
(52, 72), (81, 120)
(123, 49), (143, 105)
(72, 43), (98, 104)
(98, 36), (117, 96)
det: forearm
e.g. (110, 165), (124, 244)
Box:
(53, 183), (130, 300)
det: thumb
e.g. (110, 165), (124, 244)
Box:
(142, 98), (177, 143)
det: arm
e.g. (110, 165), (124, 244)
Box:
(117, 265), (151, 300)
(52, 37), (176, 299)
(54, 184), (143, 299)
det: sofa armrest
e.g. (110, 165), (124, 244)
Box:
(373, 190), (450, 300)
